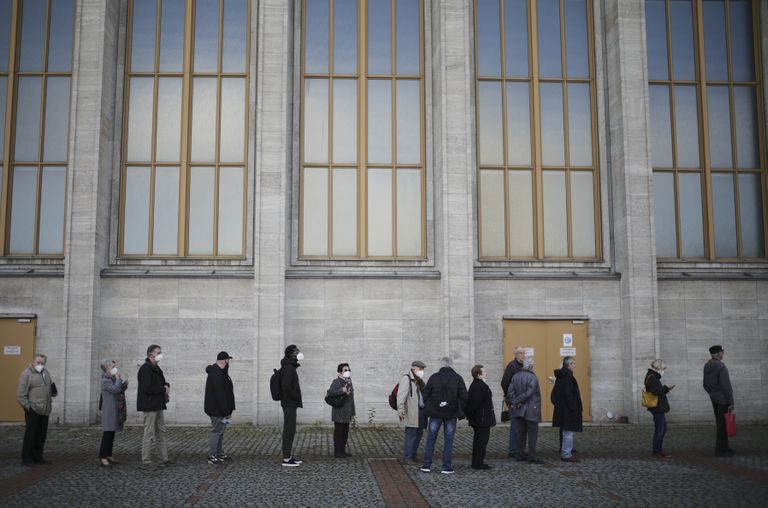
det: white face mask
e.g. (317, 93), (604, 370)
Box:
(342, 371), (351, 378)
(34, 364), (44, 373)
(659, 370), (665, 377)
(154, 353), (163, 363)
(415, 370), (424, 379)
(110, 367), (118, 376)
(296, 352), (304, 361)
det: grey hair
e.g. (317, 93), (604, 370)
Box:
(34, 353), (47, 361)
(562, 356), (575, 368)
(440, 356), (453, 368)
(100, 358), (115, 372)
(650, 359), (666, 372)
(523, 358), (534, 370)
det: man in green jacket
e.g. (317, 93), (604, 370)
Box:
(16, 354), (56, 467)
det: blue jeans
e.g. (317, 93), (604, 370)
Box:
(560, 430), (574, 458)
(422, 417), (457, 470)
(403, 410), (427, 460)
(652, 412), (667, 453)
(508, 418), (518, 455)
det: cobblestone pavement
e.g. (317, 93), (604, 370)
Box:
(0, 423), (766, 507)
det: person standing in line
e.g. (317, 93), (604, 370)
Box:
(398, 360), (427, 465)
(500, 346), (525, 458)
(137, 344), (172, 470)
(507, 359), (543, 465)
(703, 345), (735, 457)
(551, 356), (584, 463)
(16, 354), (56, 467)
(98, 359), (128, 467)
(464, 364), (496, 470)
(420, 357), (468, 474)
(644, 359), (673, 459)
(280, 345), (304, 467)
(204, 351), (236, 465)
(327, 363), (356, 458)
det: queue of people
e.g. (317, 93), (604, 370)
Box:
(14, 343), (738, 471)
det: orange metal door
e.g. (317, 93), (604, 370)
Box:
(0, 316), (36, 422)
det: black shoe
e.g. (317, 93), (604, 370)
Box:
(334, 453), (347, 458)
(528, 458), (544, 465)
(715, 450), (734, 457)
(344, 452), (352, 457)
(33, 458), (51, 465)
(471, 464), (491, 470)
(507, 452), (517, 458)
(21, 461), (34, 468)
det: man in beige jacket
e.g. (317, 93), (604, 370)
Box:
(16, 354), (56, 467)
(397, 360), (427, 465)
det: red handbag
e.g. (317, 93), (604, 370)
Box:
(724, 412), (736, 437)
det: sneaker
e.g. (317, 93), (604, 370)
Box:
(208, 455), (223, 465)
(403, 459), (419, 466)
(290, 456), (303, 464)
(419, 466), (431, 473)
(282, 458), (301, 467)
(441, 468), (455, 474)
(216, 454), (233, 462)
(139, 463), (158, 472)
(560, 456), (581, 463)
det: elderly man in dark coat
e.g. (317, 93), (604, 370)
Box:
(551, 356), (583, 462)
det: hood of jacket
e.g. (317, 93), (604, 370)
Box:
(205, 363), (229, 375)
(553, 368), (572, 380)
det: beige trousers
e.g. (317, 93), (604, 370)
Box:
(141, 410), (168, 464)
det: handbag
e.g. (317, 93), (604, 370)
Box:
(500, 399), (510, 422)
(641, 390), (658, 408)
(724, 412), (736, 437)
(324, 393), (346, 408)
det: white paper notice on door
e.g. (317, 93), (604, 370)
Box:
(524, 347), (534, 357)
(560, 347), (576, 356)
(3, 346), (21, 355)
(563, 333), (573, 347)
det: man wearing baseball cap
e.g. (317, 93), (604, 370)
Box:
(703, 345), (734, 457)
(204, 352), (235, 464)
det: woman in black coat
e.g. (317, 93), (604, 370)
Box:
(551, 356), (583, 462)
(464, 364), (496, 469)
(645, 359), (674, 459)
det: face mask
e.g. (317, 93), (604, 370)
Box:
(154, 353), (163, 363)
(110, 367), (118, 376)
(34, 364), (44, 373)
(659, 370), (665, 377)
(296, 352), (304, 361)
(415, 370), (424, 379)
(342, 371), (351, 378)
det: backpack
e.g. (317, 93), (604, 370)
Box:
(388, 376), (412, 410)
(270, 368), (282, 401)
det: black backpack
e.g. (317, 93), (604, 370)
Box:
(270, 368), (282, 401)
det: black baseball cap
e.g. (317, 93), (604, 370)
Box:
(217, 351), (233, 360)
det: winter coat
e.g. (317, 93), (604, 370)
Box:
(506, 369), (541, 422)
(703, 359), (734, 406)
(643, 369), (670, 414)
(204, 364), (236, 417)
(16, 366), (54, 416)
(137, 360), (167, 412)
(100, 373), (128, 432)
(465, 378), (496, 428)
(423, 367), (468, 420)
(327, 376), (356, 423)
(396, 371), (425, 428)
(280, 357), (303, 408)
(551, 368), (583, 431)
(500, 359), (524, 395)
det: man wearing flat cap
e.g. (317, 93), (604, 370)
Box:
(204, 351), (235, 464)
(703, 345), (734, 457)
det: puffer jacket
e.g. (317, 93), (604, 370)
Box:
(327, 376), (356, 423)
(644, 369), (670, 414)
(506, 369), (541, 422)
(703, 359), (733, 406)
(17, 366), (54, 416)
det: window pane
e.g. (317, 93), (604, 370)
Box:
(47, 0), (74, 72)
(480, 170), (505, 257)
(645, 0), (668, 81)
(14, 76), (42, 162)
(396, 0), (419, 74)
(570, 171), (595, 257)
(703, 0), (727, 81)
(334, 0), (358, 74)
(367, 168), (393, 256)
(194, 0), (220, 72)
(156, 77), (182, 162)
(729, 0), (755, 82)
(0, 0), (11, 72)
(506, 82), (531, 166)
(305, 0), (329, 74)
(333, 79), (357, 164)
(222, 0), (248, 73)
(396, 80), (420, 164)
(220, 77), (246, 162)
(159, 0), (185, 72)
(712, 173), (737, 257)
(0, 77), (6, 158)
(733, 87), (759, 168)
(669, 0), (695, 81)
(540, 83), (565, 166)
(218, 167), (244, 255)
(649, 85), (672, 167)
(478, 81), (503, 166)
(131, 0), (157, 72)
(567, 83), (592, 166)
(739, 173), (765, 258)
(332, 168), (357, 256)
(476, 0), (501, 77)
(191, 77), (217, 162)
(367, 80), (392, 163)
(123, 166), (151, 255)
(674, 85), (699, 168)
(707, 86), (732, 168)
(18, 0), (45, 71)
(504, 0), (529, 77)
(678, 172), (704, 257)
(38, 170), (71, 253)
(564, 0), (589, 78)
(537, 0), (562, 78)
(396, 168), (421, 256)
(188, 166), (215, 255)
(152, 166), (179, 255)
(126, 77), (154, 162)
(543, 170), (567, 256)
(507, 170), (533, 257)
(43, 77), (71, 162)
(653, 172), (677, 257)
(304, 78), (329, 163)
(302, 167), (328, 255)
(9, 166), (37, 253)
(368, 0), (392, 74)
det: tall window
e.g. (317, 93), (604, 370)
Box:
(300, 0), (425, 259)
(0, 0), (74, 257)
(475, 0), (600, 260)
(647, 0), (766, 260)
(120, 0), (249, 258)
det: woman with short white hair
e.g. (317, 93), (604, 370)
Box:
(645, 359), (674, 459)
(98, 358), (128, 467)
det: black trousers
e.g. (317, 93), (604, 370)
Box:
(21, 409), (49, 464)
(334, 422), (350, 454)
(471, 426), (490, 466)
(516, 418), (539, 459)
(99, 431), (116, 459)
(282, 407), (297, 459)
(712, 402), (730, 453)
